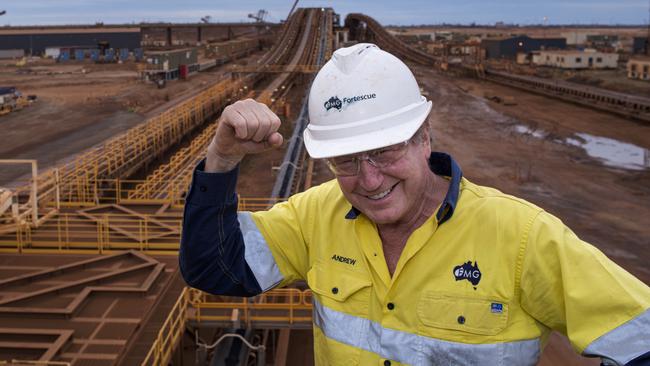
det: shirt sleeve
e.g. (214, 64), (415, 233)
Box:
(519, 211), (650, 365)
(249, 191), (314, 287)
(179, 160), (279, 297)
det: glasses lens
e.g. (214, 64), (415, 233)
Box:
(328, 158), (357, 176)
(369, 142), (409, 167)
(327, 141), (410, 176)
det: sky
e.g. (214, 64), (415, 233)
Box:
(1, 0), (649, 26)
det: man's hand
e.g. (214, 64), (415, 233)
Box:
(206, 99), (283, 172)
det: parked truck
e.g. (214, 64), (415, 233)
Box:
(0, 87), (34, 116)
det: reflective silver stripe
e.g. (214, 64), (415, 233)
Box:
(583, 308), (650, 365)
(237, 212), (284, 291)
(313, 298), (540, 366)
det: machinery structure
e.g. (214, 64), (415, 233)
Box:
(248, 10), (269, 23)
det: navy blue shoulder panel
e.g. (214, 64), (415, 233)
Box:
(626, 350), (650, 366)
(179, 160), (263, 297)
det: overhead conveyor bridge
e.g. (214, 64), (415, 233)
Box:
(345, 13), (438, 66)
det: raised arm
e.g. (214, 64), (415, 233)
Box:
(179, 99), (284, 296)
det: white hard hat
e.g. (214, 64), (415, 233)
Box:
(304, 43), (432, 159)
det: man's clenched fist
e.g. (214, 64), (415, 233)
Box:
(205, 99), (283, 172)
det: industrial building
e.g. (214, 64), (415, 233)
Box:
(0, 49), (24, 59)
(481, 35), (566, 60)
(562, 31), (589, 46)
(633, 36), (649, 54)
(0, 27), (141, 56)
(585, 34), (619, 49)
(532, 49), (619, 69)
(0, 24), (279, 56)
(628, 57), (650, 81)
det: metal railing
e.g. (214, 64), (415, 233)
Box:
(191, 288), (313, 326)
(0, 195), (286, 254)
(141, 287), (313, 366)
(141, 287), (191, 366)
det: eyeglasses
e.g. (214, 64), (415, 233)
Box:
(326, 140), (411, 177)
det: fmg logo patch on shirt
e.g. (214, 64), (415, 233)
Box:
(453, 260), (482, 287)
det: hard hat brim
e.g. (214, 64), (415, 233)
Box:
(304, 99), (432, 159)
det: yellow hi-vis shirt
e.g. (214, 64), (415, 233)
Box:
(242, 168), (650, 365)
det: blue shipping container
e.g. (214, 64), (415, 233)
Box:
(59, 50), (70, 62)
(90, 49), (100, 61)
(105, 49), (115, 62)
(134, 48), (143, 61)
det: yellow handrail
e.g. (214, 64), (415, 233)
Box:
(141, 288), (314, 366)
(141, 287), (190, 366)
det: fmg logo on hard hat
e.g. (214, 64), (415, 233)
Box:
(324, 93), (377, 112)
(324, 96), (343, 111)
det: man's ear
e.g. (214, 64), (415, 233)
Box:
(421, 126), (432, 153)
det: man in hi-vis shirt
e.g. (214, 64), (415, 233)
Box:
(180, 44), (650, 365)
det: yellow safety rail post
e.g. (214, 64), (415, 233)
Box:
(97, 214), (102, 254)
(116, 178), (121, 204)
(16, 223), (24, 253)
(64, 215), (70, 250)
(245, 296), (251, 329)
(0, 160), (40, 228)
(143, 217), (149, 251)
(189, 287), (204, 323)
(289, 286), (295, 323)
(18, 223), (32, 253)
(138, 219), (144, 252)
(104, 214), (110, 252)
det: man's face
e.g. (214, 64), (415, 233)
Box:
(335, 132), (432, 226)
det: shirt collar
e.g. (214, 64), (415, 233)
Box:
(345, 152), (463, 225)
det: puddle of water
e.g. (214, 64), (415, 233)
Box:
(514, 125), (547, 139)
(513, 125), (650, 170)
(566, 133), (650, 171)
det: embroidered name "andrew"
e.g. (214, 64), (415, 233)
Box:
(331, 254), (356, 266)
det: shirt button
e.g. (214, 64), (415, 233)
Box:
(457, 315), (466, 324)
(384, 360), (392, 366)
(199, 185), (207, 192)
(331, 287), (338, 294)
(387, 302), (395, 310)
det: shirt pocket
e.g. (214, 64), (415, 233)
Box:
(308, 264), (373, 366)
(416, 291), (509, 336)
(307, 263), (372, 314)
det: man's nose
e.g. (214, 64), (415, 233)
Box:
(357, 159), (384, 191)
